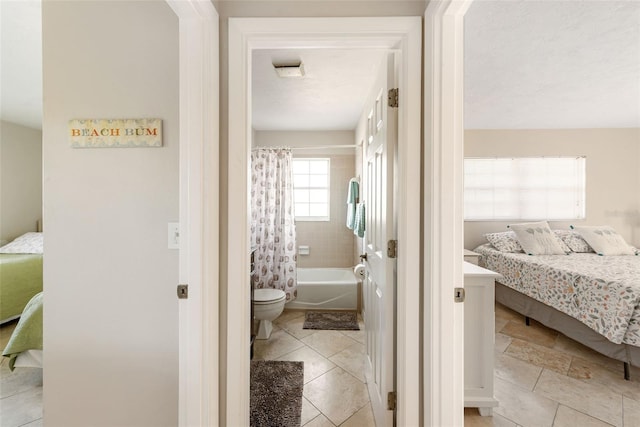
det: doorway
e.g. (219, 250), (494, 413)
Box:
(227, 17), (422, 426)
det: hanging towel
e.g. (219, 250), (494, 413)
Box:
(353, 202), (366, 238)
(346, 178), (359, 230)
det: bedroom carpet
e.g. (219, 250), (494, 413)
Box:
(250, 360), (304, 427)
(302, 311), (360, 331)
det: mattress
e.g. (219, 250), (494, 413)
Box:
(474, 244), (640, 347)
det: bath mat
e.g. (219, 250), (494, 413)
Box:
(250, 360), (304, 427)
(303, 311), (360, 330)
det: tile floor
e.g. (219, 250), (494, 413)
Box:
(253, 310), (376, 426)
(2, 304), (639, 427)
(465, 303), (640, 427)
(0, 320), (43, 427)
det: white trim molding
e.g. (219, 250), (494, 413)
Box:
(423, 1), (474, 426)
(227, 17), (422, 427)
(166, 1), (219, 426)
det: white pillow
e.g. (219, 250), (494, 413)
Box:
(509, 221), (567, 255)
(570, 225), (636, 256)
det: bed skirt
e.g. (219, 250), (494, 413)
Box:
(495, 282), (639, 368)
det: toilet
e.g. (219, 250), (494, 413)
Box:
(253, 288), (287, 339)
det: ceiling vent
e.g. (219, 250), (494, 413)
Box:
(273, 62), (305, 78)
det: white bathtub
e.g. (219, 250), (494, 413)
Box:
(286, 268), (358, 310)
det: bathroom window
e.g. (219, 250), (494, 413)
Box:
(293, 158), (330, 221)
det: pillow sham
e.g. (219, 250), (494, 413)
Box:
(553, 230), (593, 253)
(550, 230), (572, 253)
(570, 225), (636, 256)
(484, 231), (523, 253)
(509, 221), (568, 255)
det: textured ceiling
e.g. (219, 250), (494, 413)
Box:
(464, 0), (640, 129)
(2, 1), (639, 132)
(251, 48), (385, 131)
(0, 0), (42, 129)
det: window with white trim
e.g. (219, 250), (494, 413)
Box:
(293, 158), (330, 221)
(464, 157), (586, 221)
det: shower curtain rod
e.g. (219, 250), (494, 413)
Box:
(291, 145), (358, 150)
(251, 145), (358, 150)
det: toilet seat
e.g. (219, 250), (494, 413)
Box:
(253, 288), (286, 304)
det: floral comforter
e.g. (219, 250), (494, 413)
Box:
(474, 244), (640, 347)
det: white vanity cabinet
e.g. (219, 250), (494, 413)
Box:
(464, 261), (500, 416)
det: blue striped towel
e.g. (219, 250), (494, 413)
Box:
(346, 178), (359, 230)
(354, 202), (365, 238)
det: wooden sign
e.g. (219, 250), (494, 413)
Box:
(69, 118), (162, 148)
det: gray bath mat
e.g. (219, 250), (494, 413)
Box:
(250, 360), (304, 427)
(303, 311), (360, 330)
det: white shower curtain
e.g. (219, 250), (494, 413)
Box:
(250, 148), (297, 301)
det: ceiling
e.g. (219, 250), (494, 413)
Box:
(464, 0), (640, 129)
(2, 1), (639, 131)
(251, 49), (386, 131)
(1, 0), (42, 130)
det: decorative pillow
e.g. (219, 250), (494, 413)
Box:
(550, 230), (573, 253)
(508, 221), (568, 255)
(570, 225), (636, 256)
(484, 231), (523, 253)
(553, 230), (594, 253)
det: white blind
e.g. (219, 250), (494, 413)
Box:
(464, 157), (586, 221)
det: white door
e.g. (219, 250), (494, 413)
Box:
(363, 52), (397, 427)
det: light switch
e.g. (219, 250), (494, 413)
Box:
(168, 222), (179, 249)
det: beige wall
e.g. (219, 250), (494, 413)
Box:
(254, 131), (357, 267)
(42, 1), (179, 425)
(464, 128), (640, 250)
(0, 120), (42, 244)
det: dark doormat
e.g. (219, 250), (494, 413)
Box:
(302, 311), (360, 330)
(250, 360), (304, 427)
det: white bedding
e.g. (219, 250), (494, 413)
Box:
(0, 232), (43, 254)
(474, 244), (640, 347)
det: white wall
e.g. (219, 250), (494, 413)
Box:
(255, 130), (357, 268)
(464, 128), (640, 249)
(42, 2), (179, 426)
(0, 120), (42, 244)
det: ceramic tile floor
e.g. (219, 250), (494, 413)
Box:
(2, 304), (639, 427)
(0, 320), (43, 427)
(465, 303), (640, 427)
(253, 310), (376, 426)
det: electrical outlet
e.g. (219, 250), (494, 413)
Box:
(168, 222), (179, 249)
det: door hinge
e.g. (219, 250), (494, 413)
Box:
(177, 284), (189, 299)
(387, 239), (398, 258)
(388, 391), (397, 410)
(454, 287), (465, 303)
(388, 88), (399, 108)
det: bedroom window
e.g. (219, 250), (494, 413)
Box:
(293, 158), (330, 221)
(464, 157), (586, 221)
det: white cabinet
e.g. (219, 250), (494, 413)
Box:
(463, 249), (481, 265)
(464, 261), (500, 416)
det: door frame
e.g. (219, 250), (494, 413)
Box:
(166, 1), (219, 426)
(423, 1), (474, 426)
(227, 17), (421, 427)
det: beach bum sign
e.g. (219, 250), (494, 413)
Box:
(69, 118), (162, 148)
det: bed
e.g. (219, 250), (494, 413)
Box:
(0, 232), (43, 324)
(2, 291), (43, 370)
(474, 242), (640, 379)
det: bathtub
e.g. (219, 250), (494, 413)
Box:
(286, 268), (358, 310)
